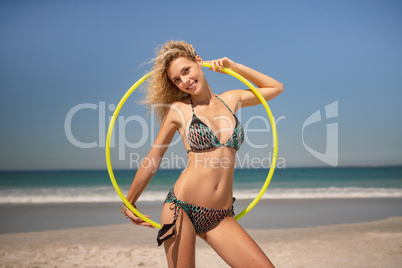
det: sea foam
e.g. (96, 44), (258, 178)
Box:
(1, 186), (401, 204)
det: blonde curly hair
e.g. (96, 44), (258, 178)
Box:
(141, 41), (198, 122)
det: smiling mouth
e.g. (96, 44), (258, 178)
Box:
(187, 81), (197, 90)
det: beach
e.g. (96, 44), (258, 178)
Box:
(0, 216), (401, 267)
(1, 198), (401, 267)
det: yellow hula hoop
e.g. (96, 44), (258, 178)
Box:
(105, 62), (278, 229)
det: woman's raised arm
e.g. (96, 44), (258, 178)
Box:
(208, 57), (283, 109)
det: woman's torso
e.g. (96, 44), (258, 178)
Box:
(172, 95), (244, 210)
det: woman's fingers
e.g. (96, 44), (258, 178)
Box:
(127, 210), (155, 228)
(210, 59), (224, 73)
(136, 215), (155, 228)
(208, 57), (235, 74)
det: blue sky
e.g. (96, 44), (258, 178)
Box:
(0, 0), (401, 170)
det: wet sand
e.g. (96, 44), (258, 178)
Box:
(0, 198), (401, 267)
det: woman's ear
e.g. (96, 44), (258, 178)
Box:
(195, 55), (203, 67)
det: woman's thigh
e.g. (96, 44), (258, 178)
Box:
(161, 203), (197, 268)
(199, 217), (275, 268)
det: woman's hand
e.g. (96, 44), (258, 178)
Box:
(207, 57), (240, 73)
(122, 205), (155, 229)
(207, 57), (283, 107)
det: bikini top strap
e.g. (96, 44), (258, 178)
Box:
(215, 95), (234, 114)
(190, 95), (233, 114)
(189, 96), (195, 114)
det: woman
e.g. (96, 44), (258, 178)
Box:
(122, 41), (283, 267)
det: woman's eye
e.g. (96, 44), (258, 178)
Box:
(184, 67), (190, 73)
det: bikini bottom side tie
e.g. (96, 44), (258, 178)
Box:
(157, 188), (235, 246)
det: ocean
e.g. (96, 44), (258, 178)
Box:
(1, 167), (401, 204)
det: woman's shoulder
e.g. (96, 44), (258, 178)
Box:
(170, 96), (191, 108)
(216, 90), (243, 112)
(168, 96), (192, 113)
(163, 97), (192, 126)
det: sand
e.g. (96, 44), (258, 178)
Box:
(1, 216), (401, 268)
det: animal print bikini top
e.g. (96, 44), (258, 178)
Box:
(186, 95), (244, 154)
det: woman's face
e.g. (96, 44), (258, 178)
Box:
(166, 56), (204, 95)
